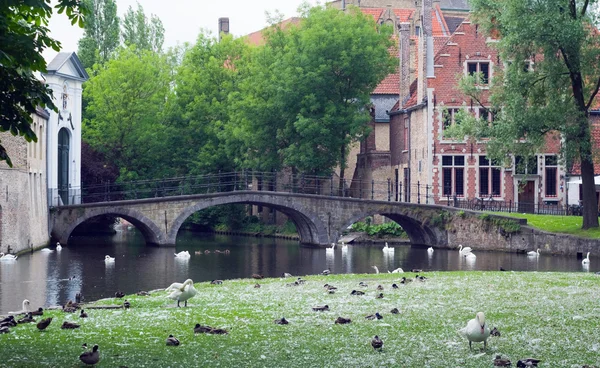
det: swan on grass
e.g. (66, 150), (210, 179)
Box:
(372, 265), (380, 274)
(458, 245), (472, 256)
(104, 255), (115, 263)
(582, 252), (591, 265)
(0, 253), (18, 261)
(527, 249), (540, 257)
(388, 268), (404, 273)
(8, 299), (31, 315)
(460, 311), (490, 350)
(174, 251), (191, 259)
(167, 279), (197, 307)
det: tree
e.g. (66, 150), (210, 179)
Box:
(76, 0), (120, 70)
(451, 0), (600, 229)
(233, 5), (395, 183)
(0, 0), (86, 166)
(83, 46), (173, 180)
(121, 2), (164, 53)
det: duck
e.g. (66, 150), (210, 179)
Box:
(0, 252), (18, 261)
(312, 305), (329, 312)
(80, 310), (88, 318)
(527, 249), (540, 257)
(490, 327), (501, 337)
(583, 252), (591, 265)
(210, 280), (223, 285)
(254, 283), (261, 288)
(123, 300), (131, 309)
(427, 247), (434, 254)
(392, 283), (399, 289)
(493, 355), (512, 367)
(376, 293), (384, 299)
(166, 334), (180, 346)
(335, 316), (352, 324)
(174, 251), (191, 259)
(61, 321), (80, 329)
(390, 308), (400, 314)
(36, 317), (53, 331)
(17, 313), (35, 324)
(252, 274), (263, 279)
(9, 299), (31, 315)
(194, 324), (214, 334)
(372, 265), (380, 274)
(275, 317), (289, 325)
(167, 279), (197, 307)
(400, 277), (412, 284)
(458, 244), (472, 256)
(371, 335), (384, 351)
(204, 250), (211, 254)
(104, 255), (115, 263)
(461, 311), (491, 350)
(321, 269), (331, 276)
(0, 326), (9, 334)
(350, 290), (365, 295)
(56, 242), (62, 251)
(1, 316), (16, 327)
(79, 344), (100, 366)
(516, 358), (541, 367)
(359, 281), (368, 287)
(208, 327), (228, 335)
(114, 291), (125, 298)
(136, 291), (150, 296)
(365, 312), (383, 320)
(30, 307), (44, 316)
(376, 285), (384, 291)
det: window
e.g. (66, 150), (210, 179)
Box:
(467, 61), (490, 84)
(442, 108), (459, 136)
(442, 155), (465, 197)
(515, 156), (538, 175)
(545, 155), (558, 197)
(403, 118), (409, 150)
(415, 25), (421, 36)
(479, 156), (502, 197)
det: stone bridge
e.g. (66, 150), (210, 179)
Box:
(50, 191), (484, 247)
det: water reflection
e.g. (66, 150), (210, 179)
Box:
(0, 230), (598, 314)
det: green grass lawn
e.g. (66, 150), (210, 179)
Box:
(1, 272), (599, 367)
(493, 212), (600, 239)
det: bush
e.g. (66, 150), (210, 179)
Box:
(350, 220), (407, 238)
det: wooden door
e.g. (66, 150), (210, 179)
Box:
(518, 181), (536, 213)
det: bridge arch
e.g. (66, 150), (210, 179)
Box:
(166, 194), (329, 246)
(54, 207), (164, 246)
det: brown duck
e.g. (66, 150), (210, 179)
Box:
(30, 307), (44, 316)
(312, 305), (329, 312)
(36, 317), (52, 331)
(335, 317), (351, 324)
(371, 335), (384, 351)
(166, 334), (180, 346)
(114, 291), (125, 298)
(493, 355), (512, 367)
(194, 323), (214, 334)
(252, 274), (263, 279)
(61, 321), (80, 329)
(79, 344), (100, 365)
(17, 313), (35, 324)
(351, 290), (365, 295)
(80, 310), (88, 318)
(275, 317), (289, 325)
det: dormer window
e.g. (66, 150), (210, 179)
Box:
(467, 61), (490, 84)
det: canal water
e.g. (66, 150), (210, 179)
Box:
(0, 229), (595, 314)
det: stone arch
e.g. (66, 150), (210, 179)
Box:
(55, 207), (164, 246)
(166, 193), (329, 246)
(338, 210), (442, 246)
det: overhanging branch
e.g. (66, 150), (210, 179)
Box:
(585, 76), (600, 110)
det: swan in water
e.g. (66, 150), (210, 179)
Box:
(527, 249), (540, 257)
(104, 255), (115, 263)
(582, 252), (591, 265)
(0, 253), (17, 261)
(458, 245), (472, 256)
(174, 251), (191, 259)
(427, 247), (434, 254)
(40, 248), (54, 253)
(8, 299), (31, 315)
(460, 311), (490, 350)
(167, 279), (197, 307)
(372, 265), (380, 274)
(465, 252), (476, 260)
(56, 242), (62, 251)
(382, 242), (394, 252)
(327, 243), (335, 252)
(341, 242), (348, 251)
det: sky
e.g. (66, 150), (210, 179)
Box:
(45, 0), (319, 62)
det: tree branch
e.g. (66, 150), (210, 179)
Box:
(569, 0), (577, 19)
(581, 0), (590, 17)
(585, 76), (600, 110)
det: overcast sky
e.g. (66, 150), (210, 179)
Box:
(45, 0), (319, 62)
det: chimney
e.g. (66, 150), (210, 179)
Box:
(218, 17), (230, 42)
(418, 0), (433, 102)
(399, 23), (411, 108)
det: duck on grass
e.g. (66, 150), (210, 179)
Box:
(0, 272), (598, 367)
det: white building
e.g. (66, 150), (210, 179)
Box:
(43, 52), (88, 206)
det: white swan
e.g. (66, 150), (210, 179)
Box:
(104, 255), (115, 263)
(459, 245), (472, 256)
(465, 252), (476, 260)
(390, 267), (404, 273)
(8, 299), (31, 315)
(0, 253), (18, 261)
(167, 279), (197, 307)
(382, 242), (394, 252)
(327, 243), (335, 252)
(40, 248), (54, 253)
(461, 311), (491, 349)
(427, 247), (434, 254)
(341, 242), (348, 251)
(174, 251), (191, 259)
(582, 252), (590, 265)
(56, 242), (62, 251)
(527, 249), (540, 257)
(372, 265), (380, 274)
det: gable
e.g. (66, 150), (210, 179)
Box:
(45, 52), (89, 81)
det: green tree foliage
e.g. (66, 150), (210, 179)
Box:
(76, 0), (120, 70)
(121, 2), (164, 53)
(170, 33), (251, 174)
(448, 0), (600, 229)
(233, 5), (395, 180)
(0, 0), (85, 166)
(83, 47), (173, 180)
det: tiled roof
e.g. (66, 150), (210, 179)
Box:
(360, 8), (384, 21)
(245, 18), (301, 46)
(432, 6), (449, 36)
(389, 78), (419, 112)
(392, 9), (415, 23)
(373, 71), (400, 94)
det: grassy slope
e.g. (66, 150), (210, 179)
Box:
(1, 272), (599, 367)
(496, 213), (600, 239)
